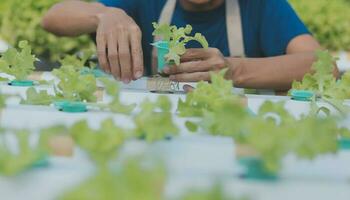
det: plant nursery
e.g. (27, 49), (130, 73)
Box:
(0, 0), (350, 200)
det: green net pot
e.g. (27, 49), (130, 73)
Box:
(238, 156), (278, 181)
(54, 101), (88, 113)
(291, 90), (315, 101)
(8, 80), (34, 87)
(152, 41), (170, 72)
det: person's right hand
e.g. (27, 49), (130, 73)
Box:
(96, 8), (144, 83)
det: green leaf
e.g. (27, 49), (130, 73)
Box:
(133, 96), (178, 142)
(98, 77), (135, 114)
(60, 157), (166, 200)
(0, 40), (36, 80)
(185, 121), (198, 132)
(53, 65), (97, 102)
(21, 87), (55, 105)
(70, 118), (127, 167)
(59, 50), (93, 71)
(0, 0), (94, 61)
(178, 69), (240, 117)
(289, 0), (350, 51)
(0, 129), (46, 176)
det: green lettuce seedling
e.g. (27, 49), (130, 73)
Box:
(52, 65), (98, 102)
(94, 78), (136, 114)
(20, 87), (55, 105)
(178, 69), (242, 117)
(133, 96), (178, 142)
(0, 130), (47, 176)
(291, 50), (350, 114)
(201, 99), (341, 172)
(0, 40), (36, 81)
(152, 23), (209, 65)
(60, 157), (166, 200)
(70, 119), (128, 168)
(177, 70), (345, 173)
(291, 50), (337, 95)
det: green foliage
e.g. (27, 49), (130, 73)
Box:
(59, 50), (93, 71)
(21, 66), (135, 114)
(0, 0), (94, 61)
(21, 53), (105, 106)
(201, 99), (341, 172)
(152, 23), (208, 65)
(70, 119), (127, 167)
(291, 50), (337, 95)
(60, 158), (166, 200)
(0, 130), (46, 176)
(289, 0), (350, 51)
(52, 65), (98, 102)
(0, 93), (6, 110)
(181, 184), (248, 200)
(133, 96), (178, 142)
(0, 40), (36, 81)
(178, 70), (240, 117)
(291, 50), (350, 113)
(340, 127), (350, 139)
(176, 70), (344, 173)
(20, 87), (55, 105)
(97, 78), (136, 114)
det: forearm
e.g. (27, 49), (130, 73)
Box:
(42, 1), (113, 36)
(228, 52), (320, 91)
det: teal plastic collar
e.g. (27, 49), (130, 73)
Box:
(338, 138), (350, 150)
(80, 67), (108, 77)
(54, 101), (88, 113)
(31, 154), (50, 168)
(238, 157), (278, 181)
(151, 41), (169, 72)
(291, 90), (314, 101)
(8, 80), (34, 87)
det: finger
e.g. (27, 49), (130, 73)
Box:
(180, 48), (212, 62)
(164, 60), (212, 75)
(118, 32), (132, 83)
(130, 27), (144, 80)
(169, 72), (211, 82)
(96, 31), (110, 73)
(107, 34), (121, 80)
(183, 84), (195, 93)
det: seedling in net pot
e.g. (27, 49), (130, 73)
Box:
(0, 40), (37, 86)
(152, 23), (209, 71)
(290, 50), (350, 115)
(0, 129), (49, 176)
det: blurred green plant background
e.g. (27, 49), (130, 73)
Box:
(0, 0), (95, 63)
(289, 0), (350, 51)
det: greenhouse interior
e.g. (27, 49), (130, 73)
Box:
(0, 0), (350, 200)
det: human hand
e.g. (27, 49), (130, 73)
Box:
(162, 48), (228, 82)
(96, 8), (144, 83)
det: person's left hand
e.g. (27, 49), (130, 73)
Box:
(162, 48), (228, 82)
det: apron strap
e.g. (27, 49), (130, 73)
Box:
(157, 0), (177, 31)
(226, 0), (245, 57)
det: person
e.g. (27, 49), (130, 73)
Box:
(42, 0), (336, 91)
